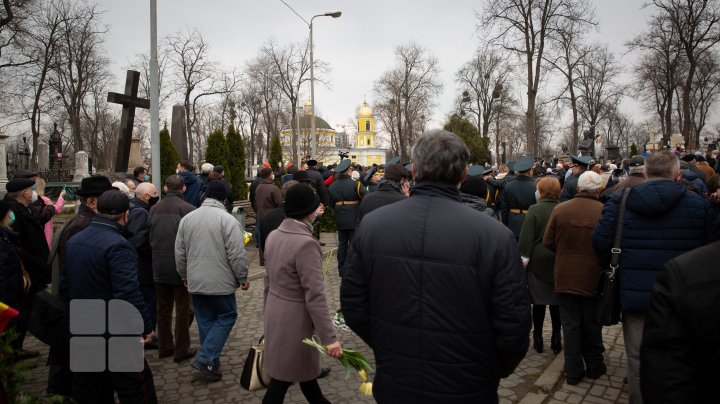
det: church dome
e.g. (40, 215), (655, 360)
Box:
(358, 100), (373, 118)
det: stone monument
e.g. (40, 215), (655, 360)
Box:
(107, 70), (150, 173)
(49, 123), (63, 168)
(0, 134), (8, 193)
(578, 129), (595, 157)
(37, 142), (49, 171)
(73, 151), (90, 182)
(171, 104), (188, 160)
(127, 138), (144, 174)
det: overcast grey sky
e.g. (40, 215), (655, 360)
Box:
(98, 0), (654, 134)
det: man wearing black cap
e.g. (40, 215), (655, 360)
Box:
(501, 156), (538, 238)
(64, 190), (157, 402)
(328, 158), (364, 276)
(304, 159), (330, 207)
(3, 178), (50, 356)
(362, 165), (381, 194)
(600, 156), (646, 203)
(14, 169), (55, 225)
(175, 180), (249, 381)
(560, 155), (592, 201)
(211, 165), (234, 213)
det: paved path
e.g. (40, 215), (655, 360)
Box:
(20, 232), (631, 403)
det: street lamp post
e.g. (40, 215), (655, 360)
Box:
(309, 11), (341, 159)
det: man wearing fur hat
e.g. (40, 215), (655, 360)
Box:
(175, 180), (249, 382)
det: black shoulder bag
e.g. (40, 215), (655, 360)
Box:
(595, 187), (630, 326)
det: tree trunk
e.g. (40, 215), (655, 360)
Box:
(184, 94), (193, 164)
(526, 92), (537, 157)
(570, 87), (579, 153)
(290, 104), (298, 167)
(663, 87), (673, 146)
(682, 64), (695, 150)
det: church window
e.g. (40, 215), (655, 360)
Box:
(365, 121), (370, 131)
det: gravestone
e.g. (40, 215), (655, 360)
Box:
(37, 142), (49, 171)
(72, 151), (90, 182)
(127, 138), (144, 174)
(19, 137), (30, 170)
(108, 70), (150, 173)
(171, 104), (188, 160)
(0, 134), (8, 193)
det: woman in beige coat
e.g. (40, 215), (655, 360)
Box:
(263, 183), (342, 404)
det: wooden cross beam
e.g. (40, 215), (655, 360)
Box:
(108, 70), (150, 173)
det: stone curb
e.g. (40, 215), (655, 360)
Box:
(534, 351), (565, 392)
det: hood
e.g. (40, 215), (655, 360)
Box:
(625, 179), (686, 216)
(179, 171), (198, 185)
(681, 169), (700, 181)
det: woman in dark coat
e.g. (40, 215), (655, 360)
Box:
(262, 183), (342, 404)
(518, 177), (562, 354)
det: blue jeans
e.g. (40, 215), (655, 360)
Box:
(192, 294), (237, 367)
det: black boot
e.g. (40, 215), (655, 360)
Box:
(533, 331), (543, 353)
(551, 332), (562, 354)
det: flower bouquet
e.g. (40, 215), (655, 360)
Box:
(302, 337), (374, 397)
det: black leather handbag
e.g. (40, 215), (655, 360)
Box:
(595, 187), (630, 326)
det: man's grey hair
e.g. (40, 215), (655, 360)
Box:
(165, 174), (185, 191)
(201, 162), (214, 174)
(411, 129), (469, 184)
(645, 151), (680, 179)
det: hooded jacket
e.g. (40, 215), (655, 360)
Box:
(593, 179), (720, 313)
(179, 171), (203, 207)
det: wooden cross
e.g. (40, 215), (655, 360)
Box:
(108, 70), (150, 173)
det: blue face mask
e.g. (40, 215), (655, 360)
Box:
(535, 191), (540, 201)
(32, 183), (37, 190)
(143, 175), (150, 182)
(9, 211), (15, 224)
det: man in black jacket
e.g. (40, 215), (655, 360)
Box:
(149, 175), (196, 363)
(4, 178), (50, 354)
(127, 182), (159, 342)
(341, 130), (531, 404)
(357, 163), (409, 223)
(641, 240), (720, 404)
(501, 157), (537, 237)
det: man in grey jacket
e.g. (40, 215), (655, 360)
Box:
(175, 180), (249, 382)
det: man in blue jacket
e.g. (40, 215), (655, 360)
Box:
(65, 190), (157, 403)
(341, 130), (531, 404)
(593, 150), (720, 404)
(176, 160), (202, 207)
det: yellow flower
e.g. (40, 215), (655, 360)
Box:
(358, 368), (368, 382)
(358, 381), (373, 396)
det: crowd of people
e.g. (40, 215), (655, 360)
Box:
(1, 132), (719, 403)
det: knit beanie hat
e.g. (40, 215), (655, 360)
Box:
(205, 180), (227, 201)
(284, 183), (320, 220)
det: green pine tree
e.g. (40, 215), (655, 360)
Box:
(205, 129), (231, 182)
(443, 114), (490, 165)
(226, 124), (248, 200)
(269, 134), (283, 174)
(630, 143), (639, 157)
(159, 123), (179, 187)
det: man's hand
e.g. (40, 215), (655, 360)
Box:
(326, 341), (343, 358)
(241, 282), (250, 290)
(59, 190), (67, 199)
(142, 331), (155, 345)
(184, 281), (188, 288)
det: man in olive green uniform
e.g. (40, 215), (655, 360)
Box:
(559, 156), (592, 201)
(329, 159), (365, 276)
(501, 157), (537, 239)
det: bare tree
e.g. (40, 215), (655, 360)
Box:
(689, 51), (720, 143)
(456, 45), (511, 140)
(47, 0), (108, 152)
(246, 53), (285, 163)
(650, 0), (720, 149)
(576, 46), (624, 146)
(481, 0), (595, 156)
(259, 39), (319, 166)
(627, 14), (685, 146)
(373, 42), (442, 160)
(166, 28), (240, 164)
(0, 0), (34, 74)
(544, 17), (593, 153)
(124, 45), (172, 113)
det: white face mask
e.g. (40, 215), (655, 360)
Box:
(175, 169), (180, 174)
(128, 192), (136, 199)
(31, 191), (38, 203)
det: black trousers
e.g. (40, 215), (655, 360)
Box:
(262, 378), (330, 404)
(557, 293), (605, 378)
(71, 359), (157, 404)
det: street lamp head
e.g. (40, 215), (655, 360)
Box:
(325, 11), (342, 18)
